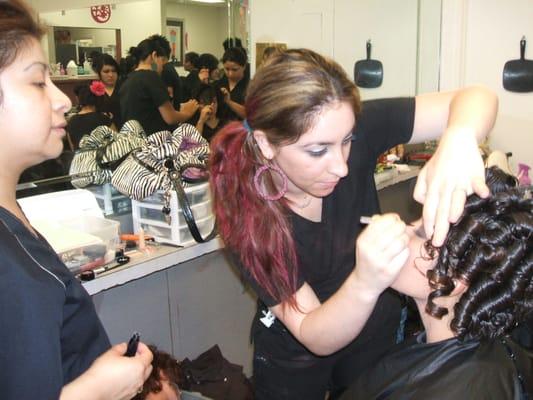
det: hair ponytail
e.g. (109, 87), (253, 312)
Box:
(210, 121), (299, 306)
(210, 49), (360, 306)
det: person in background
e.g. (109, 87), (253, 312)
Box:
(260, 46), (283, 67)
(209, 48), (498, 399)
(91, 52), (123, 128)
(133, 345), (184, 400)
(216, 47), (248, 121)
(0, 1), (153, 399)
(149, 34), (185, 110)
(66, 81), (113, 150)
(222, 37), (250, 81)
(119, 37), (198, 135)
(341, 167), (533, 399)
(183, 51), (199, 74)
(183, 52), (219, 102)
(191, 83), (227, 142)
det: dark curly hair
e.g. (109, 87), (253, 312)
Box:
(132, 345), (185, 400)
(424, 166), (533, 341)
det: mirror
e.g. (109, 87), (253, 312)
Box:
(49, 26), (119, 68)
(18, 0), (439, 199)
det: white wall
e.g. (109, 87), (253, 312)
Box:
(39, 0), (162, 60)
(440, 0), (533, 171)
(333, 0), (418, 99)
(250, 0), (334, 68)
(249, 0), (421, 99)
(28, 0), (148, 13)
(166, 3), (227, 60)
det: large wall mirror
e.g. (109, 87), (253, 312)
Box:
(18, 0), (439, 198)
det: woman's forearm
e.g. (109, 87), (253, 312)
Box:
(297, 272), (380, 355)
(410, 85), (498, 144)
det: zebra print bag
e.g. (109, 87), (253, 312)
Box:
(69, 120), (146, 188)
(111, 124), (216, 243)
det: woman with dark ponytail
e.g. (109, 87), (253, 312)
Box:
(91, 52), (123, 128)
(342, 167), (532, 399)
(119, 37), (198, 135)
(209, 48), (499, 399)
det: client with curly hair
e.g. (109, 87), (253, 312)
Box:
(341, 166), (532, 399)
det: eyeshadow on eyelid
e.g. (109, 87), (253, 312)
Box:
(414, 225), (427, 239)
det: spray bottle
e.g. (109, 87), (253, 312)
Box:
(517, 163), (531, 186)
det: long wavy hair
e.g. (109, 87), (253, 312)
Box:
(425, 166), (533, 340)
(209, 49), (360, 306)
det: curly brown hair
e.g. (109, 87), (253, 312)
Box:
(424, 166), (533, 340)
(132, 345), (185, 400)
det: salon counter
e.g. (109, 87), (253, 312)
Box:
(52, 74), (99, 104)
(86, 165), (421, 376)
(83, 238), (223, 296)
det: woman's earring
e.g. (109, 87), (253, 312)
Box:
(254, 164), (288, 201)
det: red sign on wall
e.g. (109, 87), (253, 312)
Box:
(90, 5), (111, 23)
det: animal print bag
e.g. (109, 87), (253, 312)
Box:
(69, 120), (147, 188)
(111, 124), (216, 243)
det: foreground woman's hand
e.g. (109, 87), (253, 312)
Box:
(60, 342), (153, 400)
(354, 214), (410, 299)
(414, 129), (489, 246)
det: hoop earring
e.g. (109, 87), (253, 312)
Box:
(254, 164), (288, 201)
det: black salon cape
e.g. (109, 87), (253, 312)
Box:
(340, 334), (533, 400)
(0, 207), (110, 400)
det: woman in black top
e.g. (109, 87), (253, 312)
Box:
(0, 1), (153, 399)
(341, 167), (533, 399)
(119, 37), (198, 135)
(66, 82), (112, 150)
(191, 83), (227, 142)
(216, 47), (248, 121)
(209, 49), (498, 399)
(92, 53), (123, 128)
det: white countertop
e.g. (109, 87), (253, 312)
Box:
(375, 165), (420, 191)
(83, 166), (420, 295)
(51, 74), (99, 81)
(83, 238), (223, 295)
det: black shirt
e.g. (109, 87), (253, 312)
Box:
(230, 97), (415, 360)
(119, 69), (171, 135)
(215, 75), (248, 121)
(0, 207), (110, 400)
(101, 84), (123, 129)
(66, 112), (112, 150)
(341, 334), (533, 399)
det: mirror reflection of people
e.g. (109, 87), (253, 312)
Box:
(341, 167), (533, 399)
(0, 1), (153, 399)
(183, 51), (199, 74)
(209, 48), (498, 399)
(92, 53), (123, 128)
(149, 34), (185, 111)
(216, 47), (248, 121)
(183, 53), (219, 102)
(66, 82), (113, 150)
(119, 37), (198, 135)
(192, 83), (227, 142)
